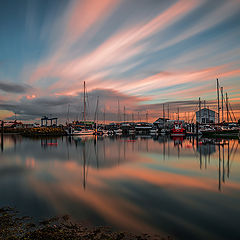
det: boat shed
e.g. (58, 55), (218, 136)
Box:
(196, 108), (215, 124)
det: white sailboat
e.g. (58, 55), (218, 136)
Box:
(66, 81), (94, 136)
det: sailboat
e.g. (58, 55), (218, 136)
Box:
(66, 81), (94, 136)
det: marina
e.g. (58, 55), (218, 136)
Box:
(1, 1), (240, 239)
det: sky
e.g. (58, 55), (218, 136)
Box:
(0, 0), (240, 123)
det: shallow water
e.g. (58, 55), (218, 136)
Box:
(0, 134), (240, 240)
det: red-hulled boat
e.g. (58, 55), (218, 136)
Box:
(170, 122), (186, 137)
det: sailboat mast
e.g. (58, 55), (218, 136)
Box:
(226, 93), (229, 122)
(83, 81), (86, 123)
(221, 87), (224, 122)
(163, 104), (165, 129)
(103, 105), (106, 125)
(117, 99), (120, 122)
(67, 104), (70, 124)
(199, 97), (201, 124)
(217, 79), (220, 123)
(168, 104), (169, 119)
(177, 107), (179, 122)
(95, 96), (99, 129)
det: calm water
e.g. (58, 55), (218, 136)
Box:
(0, 134), (240, 240)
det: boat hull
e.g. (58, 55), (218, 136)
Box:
(171, 133), (186, 137)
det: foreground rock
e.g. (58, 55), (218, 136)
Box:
(0, 207), (172, 240)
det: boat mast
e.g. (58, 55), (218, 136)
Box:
(168, 103), (170, 119)
(217, 79), (220, 123)
(83, 81), (86, 123)
(117, 99), (120, 122)
(177, 107), (179, 122)
(163, 104), (165, 129)
(94, 96), (99, 129)
(199, 97), (201, 124)
(67, 104), (70, 124)
(226, 93), (229, 122)
(103, 105), (106, 125)
(221, 87), (224, 123)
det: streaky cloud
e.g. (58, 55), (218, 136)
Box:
(0, 81), (32, 94)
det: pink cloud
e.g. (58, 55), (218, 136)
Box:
(66, 0), (120, 44)
(27, 0), (202, 88)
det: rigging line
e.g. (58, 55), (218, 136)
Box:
(85, 86), (90, 120)
(229, 140), (236, 159)
(94, 96), (99, 122)
(191, 102), (199, 123)
(94, 137), (99, 169)
(229, 141), (239, 168)
(228, 102), (237, 122)
(223, 96), (233, 122)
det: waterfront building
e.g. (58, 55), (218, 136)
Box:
(196, 108), (215, 124)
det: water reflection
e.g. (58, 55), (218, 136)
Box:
(0, 134), (240, 239)
(1, 133), (3, 152)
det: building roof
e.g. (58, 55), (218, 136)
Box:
(196, 108), (215, 113)
(154, 117), (169, 124)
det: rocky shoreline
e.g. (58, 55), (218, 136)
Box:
(0, 207), (172, 240)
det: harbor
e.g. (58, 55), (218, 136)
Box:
(1, 80), (239, 139)
(1, 1), (240, 239)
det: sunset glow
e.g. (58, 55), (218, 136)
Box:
(0, 0), (240, 122)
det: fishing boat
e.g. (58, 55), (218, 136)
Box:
(170, 122), (186, 137)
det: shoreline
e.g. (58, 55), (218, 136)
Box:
(0, 207), (171, 240)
